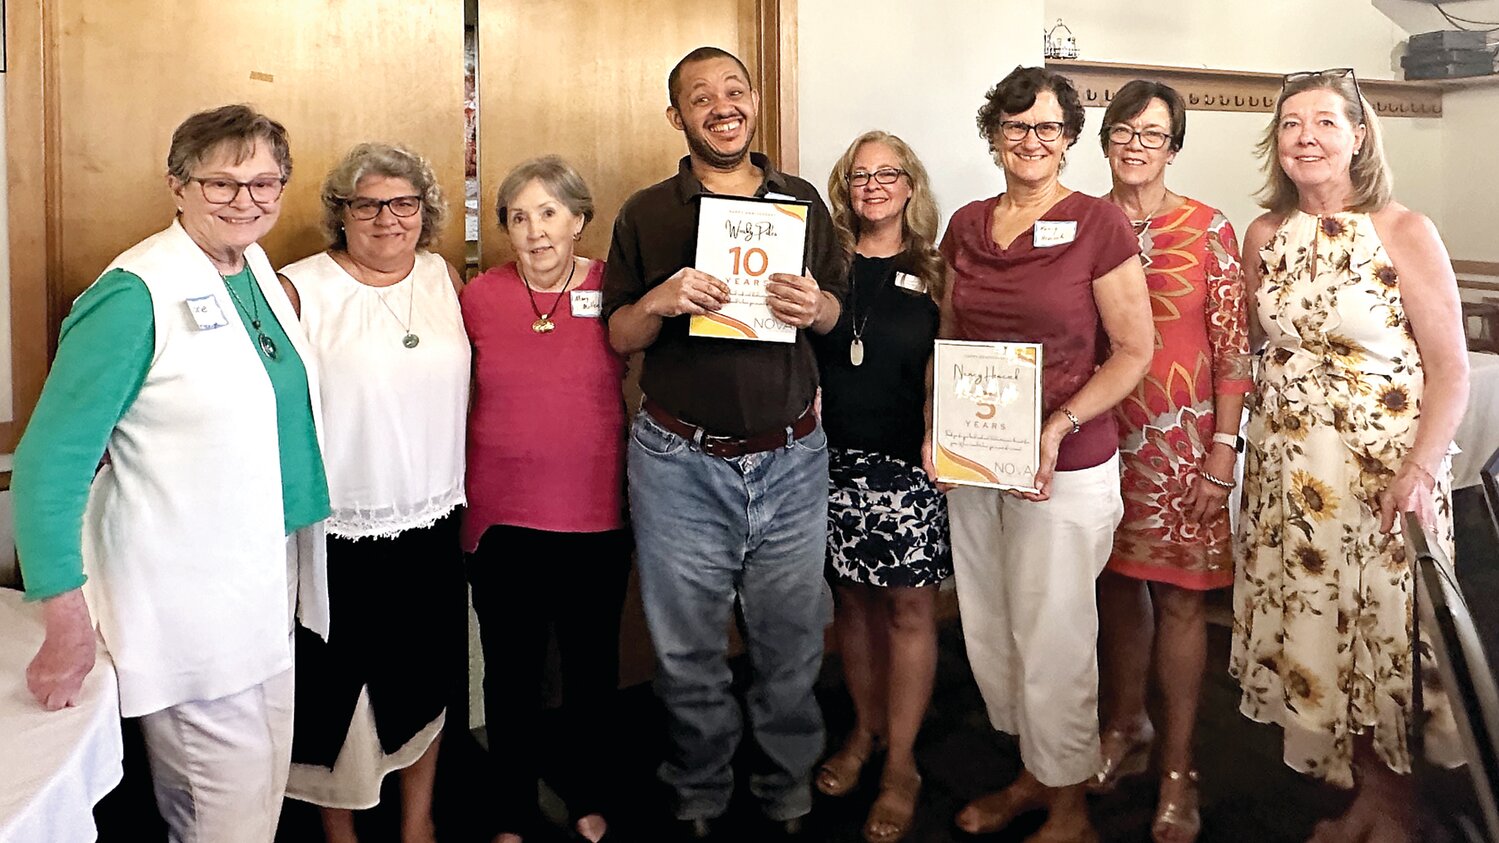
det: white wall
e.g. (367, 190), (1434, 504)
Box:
(1047, 0), (1447, 239)
(797, 0), (1044, 233)
(1439, 85), (1499, 265)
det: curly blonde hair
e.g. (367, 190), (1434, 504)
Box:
(826, 131), (946, 302)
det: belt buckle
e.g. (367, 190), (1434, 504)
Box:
(700, 433), (741, 457)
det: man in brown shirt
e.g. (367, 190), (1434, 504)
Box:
(603, 46), (845, 841)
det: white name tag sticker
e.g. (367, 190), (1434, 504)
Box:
(570, 289), (602, 318)
(1033, 220), (1078, 247)
(894, 272), (926, 293)
(185, 294), (230, 330)
(763, 191), (797, 201)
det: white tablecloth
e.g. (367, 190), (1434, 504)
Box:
(1455, 351), (1499, 490)
(0, 589), (123, 843)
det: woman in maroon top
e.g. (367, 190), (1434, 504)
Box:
(926, 66), (1152, 843)
(462, 156), (627, 843)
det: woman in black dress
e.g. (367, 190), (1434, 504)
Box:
(812, 131), (951, 843)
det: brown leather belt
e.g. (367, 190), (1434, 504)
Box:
(642, 397), (817, 458)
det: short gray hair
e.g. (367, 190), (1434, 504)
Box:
(166, 104), (292, 184)
(495, 155), (594, 231)
(321, 142), (447, 250)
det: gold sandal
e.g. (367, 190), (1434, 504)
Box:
(863, 769), (921, 843)
(1087, 721), (1155, 794)
(815, 733), (881, 797)
(1151, 769), (1201, 843)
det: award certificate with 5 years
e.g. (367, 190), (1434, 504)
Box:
(932, 339), (1043, 493)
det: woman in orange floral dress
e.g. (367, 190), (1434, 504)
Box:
(1230, 71), (1468, 843)
(1092, 81), (1250, 843)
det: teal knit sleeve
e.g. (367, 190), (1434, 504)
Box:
(12, 270), (154, 601)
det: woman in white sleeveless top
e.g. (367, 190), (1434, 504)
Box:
(278, 143), (469, 843)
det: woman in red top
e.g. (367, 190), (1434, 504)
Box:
(1090, 81), (1250, 843)
(928, 66), (1153, 843)
(462, 155), (627, 843)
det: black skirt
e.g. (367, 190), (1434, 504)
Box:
(291, 510), (467, 768)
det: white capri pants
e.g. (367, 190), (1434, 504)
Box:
(134, 536), (306, 842)
(948, 454), (1123, 788)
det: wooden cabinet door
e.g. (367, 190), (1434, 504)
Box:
(48, 0), (468, 303)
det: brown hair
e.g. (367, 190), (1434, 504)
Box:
(495, 155), (595, 232)
(977, 66), (1086, 149)
(1255, 72), (1393, 214)
(826, 131), (946, 303)
(166, 104), (292, 184)
(320, 142), (448, 250)
(1098, 80), (1187, 153)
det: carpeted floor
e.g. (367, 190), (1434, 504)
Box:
(95, 487), (1497, 842)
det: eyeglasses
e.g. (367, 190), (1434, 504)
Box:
(1107, 125), (1172, 150)
(190, 176), (285, 205)
(849, 167), (907, 187)
(998, 120), (1066, 142)
(345, 195), (423, 220)
(1282, 67), (1365, 123)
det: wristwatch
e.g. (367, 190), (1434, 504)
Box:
(1212, 432), (1245, 453)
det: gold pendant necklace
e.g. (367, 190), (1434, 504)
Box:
(521, 258), (576, 335)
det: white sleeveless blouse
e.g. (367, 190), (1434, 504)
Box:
(281, 250), (470, 538)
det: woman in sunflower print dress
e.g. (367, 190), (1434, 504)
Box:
(1230, 71), (1468, 842)
(1093, 81), (1250, 843)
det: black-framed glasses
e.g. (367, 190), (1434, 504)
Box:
(191, 176), (285, 205)
(1282, 67), (1366, 123)
(849, 167), (907, 187)
(1107, 125), (1172, 150)
(345, 195), (423, 220)
(998, 120), (1065, 142)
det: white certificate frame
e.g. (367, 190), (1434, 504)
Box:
(932, 339), (1044, 492)
(689, 194), (810, 343)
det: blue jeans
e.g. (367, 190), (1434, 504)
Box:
(628, 409), (830, 821)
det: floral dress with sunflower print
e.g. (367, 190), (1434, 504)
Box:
(1230, 210), (1459, 787)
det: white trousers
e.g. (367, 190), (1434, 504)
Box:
(948, 455), (1123, 788)
(135, 536), (303, 842)
(138, 665), (295, 842)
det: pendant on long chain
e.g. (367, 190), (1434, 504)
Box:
(403, 332), (421, 349)
(849, 338), (865, 367)
(532, 316), (556, 334)
(257, 332), (280, 361)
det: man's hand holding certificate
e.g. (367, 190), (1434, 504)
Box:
(690, 195), (812, 342)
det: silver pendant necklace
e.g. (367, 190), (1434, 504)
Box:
(221, 273), (279, 360)
(376, 282), (420, 348)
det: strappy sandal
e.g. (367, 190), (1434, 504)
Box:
(1151, 769), (1201, 843)
(815, 733), (882, 797)
(1087, 721), (1155, 794)
(863, 768), (921, 843)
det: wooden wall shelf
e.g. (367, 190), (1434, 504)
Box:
(1046, 59), (1444, 118)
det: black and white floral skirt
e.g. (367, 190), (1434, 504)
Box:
(827, 447), (952, 588)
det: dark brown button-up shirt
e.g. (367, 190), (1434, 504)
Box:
(603, 153), (846, 436)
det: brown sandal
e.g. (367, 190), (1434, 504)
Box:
(863, 769), (921, 843)
(815, 733), (882, 797)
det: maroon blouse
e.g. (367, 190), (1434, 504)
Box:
(939, 192), (1138, 471)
